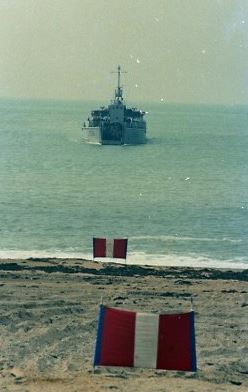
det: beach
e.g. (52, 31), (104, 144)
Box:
(0, 258), (247, 392)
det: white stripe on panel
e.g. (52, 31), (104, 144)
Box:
(106, 239), (114, 257)
(134, 313), (159, 368)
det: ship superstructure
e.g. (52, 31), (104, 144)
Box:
(82, 66), (147, 145)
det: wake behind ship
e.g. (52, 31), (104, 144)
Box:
(82, 66), (147, 145)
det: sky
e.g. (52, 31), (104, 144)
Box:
(0, 0), (248, 104)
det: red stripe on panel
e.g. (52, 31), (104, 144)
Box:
(113, 239), (128, 259)
(93, 238), (106, 258)
(156, 312), (192, 371)
(99, 307), (136, 367)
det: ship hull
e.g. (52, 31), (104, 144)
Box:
(82, 126), (146, 145)
(81, 127), (101, 144)
(124, 127), (146, 145)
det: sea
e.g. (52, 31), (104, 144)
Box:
(0, 98), (248, 269)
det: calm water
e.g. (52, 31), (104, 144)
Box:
(0, 98), (248, 268)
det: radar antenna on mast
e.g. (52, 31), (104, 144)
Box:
(111, 65), (127, 102)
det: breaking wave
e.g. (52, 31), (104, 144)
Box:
(131, 235), (243, 244)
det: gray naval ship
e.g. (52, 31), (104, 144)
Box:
(82, 66), (147, 145)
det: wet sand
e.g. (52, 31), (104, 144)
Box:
(0, 258), (247, 391)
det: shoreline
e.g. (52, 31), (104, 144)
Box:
(0, 257), (247, 281)
(0, 252), (247, 271)
(0, 258), (247, 391)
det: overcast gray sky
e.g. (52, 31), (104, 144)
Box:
(0, 0), (248, 104)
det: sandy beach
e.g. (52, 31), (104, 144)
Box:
(0, 258), (247, 391)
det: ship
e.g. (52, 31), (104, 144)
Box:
(82, 66), (147, 145)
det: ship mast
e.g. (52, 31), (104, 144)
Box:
(112, 65), (126, 102)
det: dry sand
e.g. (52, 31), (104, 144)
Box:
(0, 258), (247, 391)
